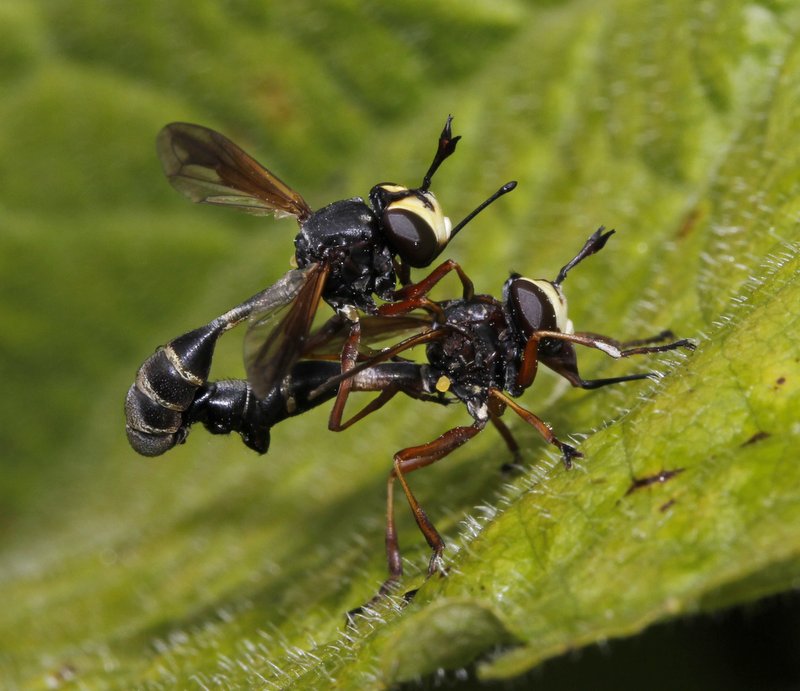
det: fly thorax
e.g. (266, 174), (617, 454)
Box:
(296, 198), (396, 310)
(426, 298), (510, 390)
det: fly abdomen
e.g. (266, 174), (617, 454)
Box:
(187, 379), (271, 454)
(125, 384), (185, 456)
(125, 322), (225, 456)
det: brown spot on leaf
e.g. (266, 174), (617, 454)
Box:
(625, 468), (685, 496)
(742, 431), (770, 446)
(660, 498), (677, 513)
(675, 206), (703, 239)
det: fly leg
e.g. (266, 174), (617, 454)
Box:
(489, 410), (524, 472)
(517, 329), (694, 390)
(390, 259), (475, 302)
(383, 423), (484, 592)
(488, 388), (582, 468)
(347, 422), (483, 623)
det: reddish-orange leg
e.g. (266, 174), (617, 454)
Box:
(377, 259), (475, 323)
(487, 388), (582, 468)
(327, 318), (361, 431)
(488, 408), (522, 470)
(380, 383), (584, 597)
(516, 329), (695, 390)
(381, 423), (483, 596)
(390, 258), (475, 302)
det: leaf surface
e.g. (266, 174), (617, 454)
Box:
(1, 1), (799, 688)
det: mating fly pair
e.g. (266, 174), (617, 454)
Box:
(125, 117), (694, 607)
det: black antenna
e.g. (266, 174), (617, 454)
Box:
(449, 181), (517, 240)
(554, 226), (615, 285)
(420, 115), (461, 192)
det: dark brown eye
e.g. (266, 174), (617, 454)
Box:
(507, 278), (566, 338)
(383, 207), (440, 268)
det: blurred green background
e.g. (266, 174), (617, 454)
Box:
(1, 1), (799, 688)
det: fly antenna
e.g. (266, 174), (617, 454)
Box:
(420, 115), (461, 192)
(554, 226), (615, 285)
(449, 181), (517, 240)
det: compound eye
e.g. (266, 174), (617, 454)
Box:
(384, 207), (438, 267)
(382, 190), (452, 268)
(507, 277), (568, 338)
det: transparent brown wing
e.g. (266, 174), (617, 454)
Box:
(301, 314), (434, 361)
(157, 122), (313, 221)
(245, 263), (330, 398)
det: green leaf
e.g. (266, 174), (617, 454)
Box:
(1, 1), (799, 688)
